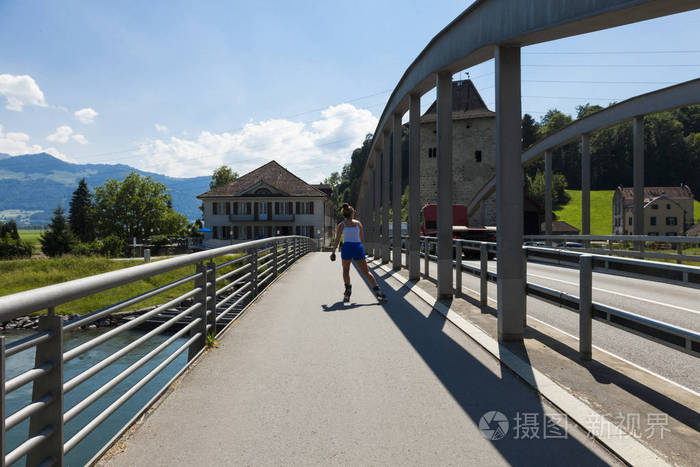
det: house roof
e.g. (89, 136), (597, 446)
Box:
(686, 223), (700, 236)
(616, 185), (693, 203)
(197, 160), (328, 198)
(421, 79), (495, 123)
(540, 220), (580, 234)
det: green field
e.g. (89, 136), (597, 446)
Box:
(17, 229), (45, 250)
(0, 253), (245, 316)
(695, 200), (700, 224)
(553, 190), (615, 235)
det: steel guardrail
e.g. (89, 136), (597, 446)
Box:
(1, 235), (316, 466)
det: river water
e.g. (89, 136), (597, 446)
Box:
(4, 328), (188, 466)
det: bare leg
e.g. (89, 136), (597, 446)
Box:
(342, 259), (351, 285)
(356, 259), (378, 288)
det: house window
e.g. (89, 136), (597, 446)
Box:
(212, 202), (218, 215)
(428, 147), (437, 158)
(666, 203), (671, 210)
(233, 226), (239, 239)
(246, 226), (252, 239)
(245, 202), (252, 215)
(213, 226), (219, 239)
(652, 204), (659, 210)
(256, 188), (271, 195)
(666, 232), (677, 236)
(296, 202), (314, 215)
(628, 217), (633, 226)
(475, 150), (482, 163)
(259, 202), (267, 215)
(648, 232), (659, 236)
(650, 216), (656, 226)
(666, 217), (677, 226)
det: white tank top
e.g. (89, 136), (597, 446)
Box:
(343, 221), (361, 243)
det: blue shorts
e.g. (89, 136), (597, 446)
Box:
(341, 242), (366, 261)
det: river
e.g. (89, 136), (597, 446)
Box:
(4, 328), (188, 466)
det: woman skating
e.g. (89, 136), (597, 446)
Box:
(330, 203), (386, 303)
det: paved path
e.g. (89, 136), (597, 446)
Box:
(104, 253), (617, 466)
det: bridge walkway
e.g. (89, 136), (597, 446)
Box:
(101, 252), (617, 466)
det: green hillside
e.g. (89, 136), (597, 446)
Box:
(554, 191), (699, 234)
(553, 190), (615, 235)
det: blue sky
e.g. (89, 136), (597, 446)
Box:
(1, 1), (699, 182)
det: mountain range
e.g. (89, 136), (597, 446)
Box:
(0, 153), (209, 225)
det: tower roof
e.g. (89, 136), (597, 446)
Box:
(421, 79), (495, 122)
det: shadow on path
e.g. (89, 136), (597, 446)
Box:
(358, 262), (612, 466)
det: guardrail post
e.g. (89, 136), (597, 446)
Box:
(206, 261), (217, 336)
(189, 262), (208, 360)
(1, 336), (6, 467)
(676, 242), (682, 264)
(285, 240), (290, 270)
(250, 248), (259, 296)
(424, 240), (430, 279)
(144, 248), (151, 263)
(579, 255), (593, 360)
(273, 241), (279, 278)
(523, 248), (528, 328)
(27, 311), (63, 467)
(480, 244), (488, 312)
(455, 241), (462, 294)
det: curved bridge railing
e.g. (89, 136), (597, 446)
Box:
(355, 0), (699, 344)
(0, 236), (314, 466)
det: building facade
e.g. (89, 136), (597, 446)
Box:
(197, 161), (335, 248)
(419, 79), (497, 226)
(612, 185), (694, 236)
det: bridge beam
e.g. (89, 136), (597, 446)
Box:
(545, 150), (552, 245)
(495, 45), (525, 341)
(382, 131), (391, 264)
(408, 93), (421, 280)
(393, 113), (403, 270)
(633, 116), (645, 249)
(436, 70), (453, 299)
(581, 133), (591, 246)
(374, 151), (382, 259)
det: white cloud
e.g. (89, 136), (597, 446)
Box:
(155, 123), (169, 134)
(72, 134), (88, 145)
(134, 103), (377, 181)
(0, 124), (71, 161)
(0, 74), (47, 111)
(47, 125), (75, 143)
(74, 107), (98, 124)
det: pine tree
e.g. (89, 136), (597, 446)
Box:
(69, 178), (94, 242)
(40, 207), (76, 256)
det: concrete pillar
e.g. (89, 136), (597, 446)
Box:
(368, 167), (376, 257)
(545, 151), (553, 243)
(436, 71), (453, 299)
(382, 131), (391, 264)
(495, 45), (525, 342)
(581, 134), (591, 243)
(392, 113), (403, 270)
(633, 116), (645, 249)
(374, 151), (382, 259)
(408, 93), (421, 280)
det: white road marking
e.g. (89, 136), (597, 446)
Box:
(460, 285), (700, 397)
(524, 272), (700, 316)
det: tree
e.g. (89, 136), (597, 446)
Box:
(0, 220), (31, 259)
(40, 207), (76, 256)
(93, 172), (188, 240)
(69, 178), (94, 242)
(209, 166), (239, 190)
(0, 219), (20, 241)
(521, 113), (539, 150)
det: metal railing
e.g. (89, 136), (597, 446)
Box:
(0, 235), (315, 466)
(524, 234), (700, 264)
(388, 235), (699, 360)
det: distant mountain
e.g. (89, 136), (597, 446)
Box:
(0, 152), (209, 225)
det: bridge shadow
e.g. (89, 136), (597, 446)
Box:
(355, 262), (611, 465)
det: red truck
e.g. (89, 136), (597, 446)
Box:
(420, 204), (495, 257)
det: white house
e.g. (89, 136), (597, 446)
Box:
(197, 161), (335, 248)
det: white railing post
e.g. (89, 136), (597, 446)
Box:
(455, 241), (462, 294)
(424, 240), (430, 279)
(27, 311), (64, 467)
(579, 255), (593, 360)
(206, 261), (217, 336)
(480, 244), (488, 312)
(273, 241), (279, 278)
(189, 262), (208, 360)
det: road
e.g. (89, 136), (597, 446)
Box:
(406, 253), (700, 393)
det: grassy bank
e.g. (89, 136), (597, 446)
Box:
(553, 190), (614, 235)
(0, 254), (245, 316)
(17, 229), (45, 249)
